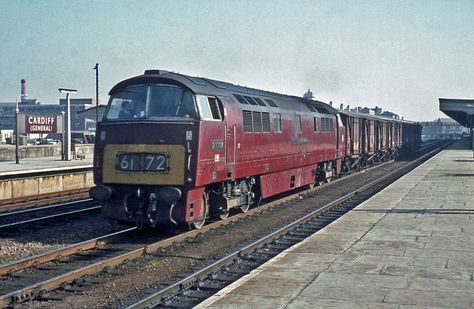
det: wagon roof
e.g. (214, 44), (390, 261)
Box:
(339, 109), (418, 124)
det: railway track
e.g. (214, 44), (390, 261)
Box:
(0, 189), (91, 213)
(0, 141), (451, 308)
(125, 140), (453, 309)
(0, 199), (101, 231)
(0, 168), (379, 307)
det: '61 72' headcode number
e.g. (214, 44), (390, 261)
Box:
(117, 153), (167, 172)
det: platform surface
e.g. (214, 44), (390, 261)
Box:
(0, 155), (92, 176)
(199, 141), (474, 308)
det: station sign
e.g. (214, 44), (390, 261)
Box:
(18, 114), (64, 134)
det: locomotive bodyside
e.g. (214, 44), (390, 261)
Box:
(91, 71), (344, 228)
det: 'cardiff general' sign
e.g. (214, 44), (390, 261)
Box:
(18, 114), (64, 134)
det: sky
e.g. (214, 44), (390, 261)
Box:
(0, 0), (473, 121)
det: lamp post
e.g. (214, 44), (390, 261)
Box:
(14, 95), (21, 164)
(58, 88), (77, 161)
(93, 63), (99, 124)
(60, 111), (65, 160)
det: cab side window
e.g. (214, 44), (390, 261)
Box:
(197, 95), (223, 121)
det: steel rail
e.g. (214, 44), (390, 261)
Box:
(0, 205), (101, 230)
(0, 141), (451, 308)
(0, 198), (94, 218)
(0, 173), (355, 308)
(0, 227), (137, 276)
(125, 141), (452, 309)
(415, 140), (446, 154)
(0, 189), (91, 212)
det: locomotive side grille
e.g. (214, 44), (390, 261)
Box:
(253, 111), (262, 132)
(262, 112), (270, 132)
(243, 110), (253, 132)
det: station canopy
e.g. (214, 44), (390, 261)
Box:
(439, 98), (474, 128)
(77, 105), (106, 121)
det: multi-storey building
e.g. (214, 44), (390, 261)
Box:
(0, 98), (97, 140)
(421, 118), (469, 140)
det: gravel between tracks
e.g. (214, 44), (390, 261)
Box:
(0, 215), (125, 264)
(21, 160), (409, 308)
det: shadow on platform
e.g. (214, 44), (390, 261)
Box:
(354, 208), (474, 215)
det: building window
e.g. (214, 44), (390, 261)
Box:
(274, 113), (282, 133)
(313, 117), (319, 132)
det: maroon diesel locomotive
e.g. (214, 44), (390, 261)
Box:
(90, 70), (419, 229)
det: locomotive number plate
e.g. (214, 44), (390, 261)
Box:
(117, 153), (168, 172)
(117, 154), (140, 171)
(144, 154), (167, 172)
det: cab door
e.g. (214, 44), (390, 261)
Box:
(196, 95), (226, 184)
(226, 124), (236, 167)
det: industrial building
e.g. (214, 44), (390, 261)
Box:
(0, 80), (98, 143)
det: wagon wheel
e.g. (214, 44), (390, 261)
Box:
(355, 162), (361, 172)
(218, 210), (229, 220)
(210, 198), (229, 220)
(240, 202), (250, 213)
(191, 195), (207, 229)
(240, 193), (252, 213)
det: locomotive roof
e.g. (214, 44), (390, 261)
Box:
(109, 70), (339, 116)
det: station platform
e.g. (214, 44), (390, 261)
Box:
(0, 156), (92, 177)
(199, 140), (474, 308)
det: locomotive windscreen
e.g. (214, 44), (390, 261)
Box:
(104, 84), (197, 120)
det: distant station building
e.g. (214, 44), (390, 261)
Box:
(420, 118), (469, 140)
(59, 98), (98, 133)
(76, 104), (107, 128)
(0, 79), (98, 143)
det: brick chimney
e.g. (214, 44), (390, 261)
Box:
(20, 79), (27, 102)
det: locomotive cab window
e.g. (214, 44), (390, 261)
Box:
(104, 84), (197, 120)
(196, 95), (223, 121)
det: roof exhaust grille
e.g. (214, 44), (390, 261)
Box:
(144, 69), (167, 75)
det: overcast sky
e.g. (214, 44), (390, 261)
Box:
(1, 0), (473, 121)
